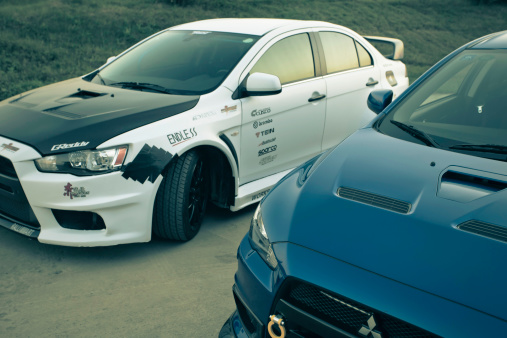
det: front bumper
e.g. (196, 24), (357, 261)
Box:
(228, 234), (507, 338)
(0, 136), (159, 246)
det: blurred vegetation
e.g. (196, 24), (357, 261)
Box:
(0, 0), (506, 100)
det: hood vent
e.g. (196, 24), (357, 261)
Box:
(337, 187), (411, 214)
(457, 220), (507, 243)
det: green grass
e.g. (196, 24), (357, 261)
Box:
(0, 0), (506, 100)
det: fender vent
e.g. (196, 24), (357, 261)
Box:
(337, 187), (411, 214)
(457, 220), (507, 243)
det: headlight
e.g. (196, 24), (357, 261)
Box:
(35, 146), (128, 175)
(249, 203), (278, 269)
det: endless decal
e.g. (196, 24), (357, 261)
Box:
(167, 127), (198, 146)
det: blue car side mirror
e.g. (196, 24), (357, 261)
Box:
(367, 89), (393, 114)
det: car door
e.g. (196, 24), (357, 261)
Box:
(317, 31), (381, 150)
(238, 32), (326, 185)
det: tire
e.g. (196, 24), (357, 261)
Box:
(153, 150), (208, 241)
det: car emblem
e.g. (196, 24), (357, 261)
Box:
(358, 314), (383, 338)
(477, 105), (483, 114)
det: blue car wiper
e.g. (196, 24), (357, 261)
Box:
(390, 120), (439, 147)
(449, 144), (507, 154)
(109, 82), (176, 94)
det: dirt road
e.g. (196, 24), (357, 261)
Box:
(0, 204), (256, 337)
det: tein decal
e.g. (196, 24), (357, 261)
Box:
(63, 183), (90, 199)
(121, 144), (173, 184)
(256, 128), (275, 138)
(0, 143), (20, 153)
(167, 128), (197, 146)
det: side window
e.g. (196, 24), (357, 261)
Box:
(319, 32), (359, 73)
(355, 41), (372, 67)
(250, 33), (315, 85)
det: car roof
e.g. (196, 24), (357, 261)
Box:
(170, 18), (340, 36)
(470, 30), (507, 49)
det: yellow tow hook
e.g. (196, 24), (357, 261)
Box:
(267, 314), (286, 338)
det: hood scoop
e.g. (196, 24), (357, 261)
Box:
(337, 187), (412, 214)
(56, 90), (106, 103)
(438, 168), (507, 203)
(457, 220), (507, 243)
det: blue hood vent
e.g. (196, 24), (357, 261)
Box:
(337, 187), (411, 214)
(457, 220), (507, 243)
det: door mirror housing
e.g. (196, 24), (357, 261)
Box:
(245, 73), (282, 96)
(367, 89), (393, 114)
(106, 56), (117, 64)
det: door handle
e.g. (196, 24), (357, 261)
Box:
(366, 78), (379, 86)
(308, 94), (326, 102)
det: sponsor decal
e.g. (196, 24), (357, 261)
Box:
(10, 223), (35, 237)
(259, 154), (277, 165)
(259, 137), (276, 147)
(221, 105), (237, 114)
(51, 142), (90, 152)
(256, 128), (275, 138)
(167, 128), (197, 146)
(253, 118), (272, 129)
(258, 145), (277, 157)
(230, 131), (239, 137)
(121, 144), (173, 184)
(0, 143), (20, 153)
(63, 183), (90, 200)
(193, 111), (217, 121)
(251, 107), (271, 117)
(251, 189), (270, 201)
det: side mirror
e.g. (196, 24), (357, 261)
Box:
(245, 73), (282, 96)
(367, 90), (393, 114)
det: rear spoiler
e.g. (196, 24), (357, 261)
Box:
(364, 36), (404, 61)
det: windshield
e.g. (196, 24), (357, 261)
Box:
(377, 49), (507, 161)
(89, 30), (259, 95)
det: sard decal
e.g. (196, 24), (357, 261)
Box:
(259, 137), (276, 147)
(259, 154), (277, 165)
(0, 143), (20, 153)
(251, 189), (270, 201)
(251, 107), (271, 117)
(256, 128), (275, 138)
(253, 118), (272, 129)
(121, 144), (173, 184)
(193, 111), (217, 121)
(258, 145), (277, 157)
(221, 105), (237, 114)
(63, 183), (90, 199)
(167, 127), (197, 146)
(51, 141), (90, 152)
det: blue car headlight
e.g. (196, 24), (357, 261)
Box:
(35, 146), (128, 175)
(249, 203), (278, 270)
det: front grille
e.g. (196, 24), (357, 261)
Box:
(457, 220), (507, 243)
(0, 156), (40, 228)
(338, 187), (411, 214)
(274, 279), (438, 338)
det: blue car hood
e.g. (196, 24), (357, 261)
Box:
(264, 128), (507, 321)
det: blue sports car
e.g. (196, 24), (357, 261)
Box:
(220, 31), (507, 337)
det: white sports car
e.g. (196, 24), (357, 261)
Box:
(0, 19), (408, 246)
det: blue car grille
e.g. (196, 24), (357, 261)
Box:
(337, 187), (412, 214)
(457, 220), (507, 243)
(274, 279), (439, 338)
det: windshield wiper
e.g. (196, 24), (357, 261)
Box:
(108, 82), (176, 94)
(390, 120), (439, 147)
(449, 144), (507, 154)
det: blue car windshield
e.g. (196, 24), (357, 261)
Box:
(377, 49), (507, 161)
(90, 30), (259, 95)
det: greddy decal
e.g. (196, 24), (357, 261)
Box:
(253, 118), (272, 129)
(0, 143), (19, 153)
(121, 144), (173, 184)
(259, 154), (277, 165)
(221, 105), (237, 114)
(63, 183), (90, 199)
(167, 128), (197, 146)
(256, 128), (275, 138)
(258, 145), (277, 157)
(259, 137), (276, 147)
(251, 107), (271, 117)
(251, 189), (270, 201)
(51, 142), (90, 151)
